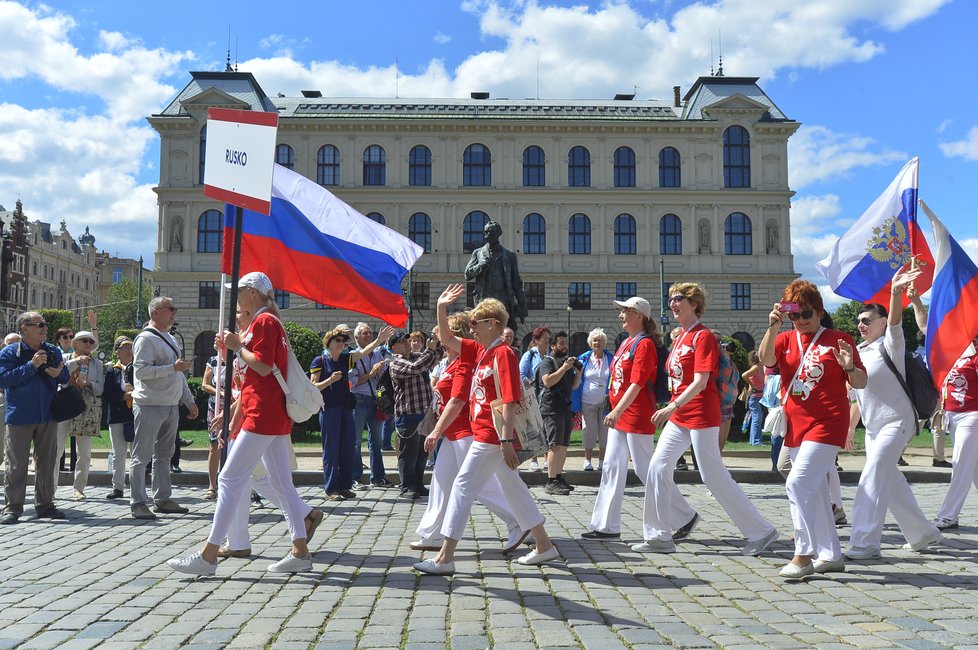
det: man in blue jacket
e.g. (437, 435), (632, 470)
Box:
(0, 312), (70, 524)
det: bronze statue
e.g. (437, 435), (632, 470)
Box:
(463, 220), (528, 332)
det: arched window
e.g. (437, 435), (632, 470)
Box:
(523, 145), (545, 186)
(317, 145), (340, 186)
(196, 209), (223, 253)
(363, 145), (386, 186)
(723, 126), (751, 188)
(275, 144), (295, 170)
(614, 214), (636, 255)
(408, 212), (431, 253)
(193, 331), (217, 377)
(659, 147), (681, 187)
(463, 143), (491, 186)
(659, 214), (682, 255)
(613, 146), (636, 187)
(463, 210), (489, 254)
(366, 212), (385, 225)
(568, 146), (590, 187)
(409, 145), (432, 186)
(568, 213), (591, 254)
(724, 212), (753, 255)
(198, 125), (207, 185)
(523, 213), (546, 254)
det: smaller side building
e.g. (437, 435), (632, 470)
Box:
(0, 200), (30, 332)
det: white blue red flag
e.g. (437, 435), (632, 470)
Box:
(815, 157), (934, 306)
(920, 200), (978, 390)
(222, 164), (424, 327)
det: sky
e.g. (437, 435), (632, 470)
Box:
(1, 0), (976, 309)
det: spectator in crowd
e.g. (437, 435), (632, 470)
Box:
(742, 351), (767, 446)
(388, 331), (443, 499)
(0, 333), (20, 469)
(572, 328), (613, 472)
(538, 331), (581, 495)
(55, 331), (104, 500)
(0, 312), (69, 524)
(760, 365), (784, 470)
(130, 296), (198, 520)
(200, 355), (223, 499)
(501, 327), (516, 349)
(845, 269), (943, 560)
(717, 340), (739, 451)
(760, 280), (865, 578)
(104, 336), (135, 500)
(638, 283), (777, 556)
(349, 322), (394, 488)
(55, 327), (74, 355)
(414, 284), (559, 575)
(409, 331), (427, 354)
(519, 326), (550, 472)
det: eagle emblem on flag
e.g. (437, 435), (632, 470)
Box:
(866, 216), (911, 268)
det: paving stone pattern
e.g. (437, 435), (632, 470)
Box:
(0, 483), (976, 649)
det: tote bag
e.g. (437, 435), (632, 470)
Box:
(489, 356), (548, 463)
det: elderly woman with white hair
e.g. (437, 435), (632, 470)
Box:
(571, 327), (613, 471)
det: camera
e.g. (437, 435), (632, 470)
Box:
(571, 358), (583, 370)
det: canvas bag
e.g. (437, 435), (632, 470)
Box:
(490, 354), (548, 463)
(271, 339), (324, 423)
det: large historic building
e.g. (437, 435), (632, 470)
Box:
(0, 200), (30, 330)
(25, 221), (99, 317)
(149, 69), (799, 361)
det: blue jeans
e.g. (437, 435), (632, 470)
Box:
(382, 417), (395, 449)
(353, 393), (386, 483)
(748, 394), (766, 446)
(320, 406), (356, 493)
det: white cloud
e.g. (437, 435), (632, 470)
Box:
(937, 118), (953, 134)
(434, 32), (452, 44)
(960, 238), (978, 267)
(940, 126), (978, 162)
(788, 125), (906, 190)
(790, 194), (843, 236)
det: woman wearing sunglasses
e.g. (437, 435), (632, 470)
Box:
(759, 280), (866, 578)
(637, 283), (777, 555)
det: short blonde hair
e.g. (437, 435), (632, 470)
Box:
(469, 298), (508, 327)
(447, 312), (471, 339)
(670, 282), (707, 317)
(587, 327), (607, 347)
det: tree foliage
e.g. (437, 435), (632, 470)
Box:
(283, 321), (322, 371)
(94, 278), (154, 359)
(39, 310), (74, 343)
(831, 299), (923, 348)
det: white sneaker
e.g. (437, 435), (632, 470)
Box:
(582, 460), (594, 471)
(543, 461), (549, 471)
(502, 528), (531, 553)
(903, 530), (945, 552)
(517, 545), (560, 565)
(167, 552), (217, 576)
(843, 545), (881, 560)
(813, 558), (846, 574)
(741, 528), (778, 557)
(409, 536), (444, 551)
(528, 460), (541, 472)
(631, 539), (676, 553)
(414, 559), (455, 575)
(268, 553), (313, 573)
(779, 562), (814, 579)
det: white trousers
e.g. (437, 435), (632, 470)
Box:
(441, 442), (545, 541)
(936, 411), (978, 522)
(417, 436), (519, 539)
(786, 441), (841, 561)
(108, 423), (132, 491)
(206, 431), (309, 546)
(52, 422), (95, 494)
(644, 422), (773, 542)
(777, 439), (843, 507)
(850, 419), (939, 548)
(589, 429), (688, 534)
(580, 401), (608, 452)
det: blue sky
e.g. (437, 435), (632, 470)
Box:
(1, 0), (975, 308)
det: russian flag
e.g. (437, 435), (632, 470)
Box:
(222, 164), (423, 327)
(920, 200), (978, 390)
(816, 157), (934, 307)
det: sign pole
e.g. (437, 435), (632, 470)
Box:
(219, 205), (244, 466)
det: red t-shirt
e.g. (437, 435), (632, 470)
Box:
(944, 353), (978, 412)
(773, 328), (863, 448)
(238, 312), (291, 435)
(608, 335), (658, 434)
(667, 324), (720, 429)
(434, 356), (473, 440)
(461, 338), (521, 445)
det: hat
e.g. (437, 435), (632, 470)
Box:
(114, 336), (133, 350)
(387, 332), (408, 348)
(72, 330), (97, 343)
(612, 297), (652, 319)
(226, 271), (273, 296)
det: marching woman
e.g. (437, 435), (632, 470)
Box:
(932, 335), (978, 531)
(414, 284), (559, 575)
(582, 297), (689, 541)
(637, 283), (777, 555)
(410, 312), (524, 552)
(167, 272), (319, 576)
(845, 269), (943, 559)
(759, 280), (865, 579)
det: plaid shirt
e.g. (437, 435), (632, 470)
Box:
(389, 347), (443, 416)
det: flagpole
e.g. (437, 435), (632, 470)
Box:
(220, 205), (244, 466)
(214, 271), (228, 446)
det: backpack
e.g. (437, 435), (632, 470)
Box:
(271, 339), (324, 423)
(880, 347), (940, 426)
(688, 331), (740, 407)
(627, 334), (669, 404)
(374, 366), (396, 417)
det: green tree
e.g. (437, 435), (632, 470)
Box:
(283, 321), (322, 371)
(94, 278), (154, 358)
(39, 310), (74, 343)
(832, 299), (922, 347)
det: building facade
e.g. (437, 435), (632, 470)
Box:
(94, 252), (153, 308)
(149, 70), (799, 364)
(0, 200), (30, 330)
(26, 220), (99, 319)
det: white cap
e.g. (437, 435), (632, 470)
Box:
(226, 271), (274, 296)
(612, 296), (651, 319)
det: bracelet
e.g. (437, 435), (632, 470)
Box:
(843, 366), (856, 373)
(499, 439), (515, 444)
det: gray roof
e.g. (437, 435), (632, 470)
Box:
(682, 76), (788, 121)
(157, 71), (277, 116)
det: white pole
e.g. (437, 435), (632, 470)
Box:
(214, 272), (228, 419)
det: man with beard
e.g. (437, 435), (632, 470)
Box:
(536, 331), (581, 496)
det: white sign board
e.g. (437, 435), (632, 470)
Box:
(203, 108), (279, 215)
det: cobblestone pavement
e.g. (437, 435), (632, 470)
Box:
(0, 482), (976, 650)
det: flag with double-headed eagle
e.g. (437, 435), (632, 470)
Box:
(815, 157), (934, 306)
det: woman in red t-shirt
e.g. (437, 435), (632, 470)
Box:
(167, 272), (320, 577)
(410, 312), (522, 552)
(934, 339), (978, 529)
(759, 280), (866, 579)
(637, 282), (777, 556)
(413, 284), (559, 575)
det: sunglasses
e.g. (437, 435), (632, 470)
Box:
(787, 309), (815, 321)
(25, 322), (49, 329)
(76, 339), (96, 345)
(59, 333), (73, 339)
(469, 318), (496, 328)
(155, 305), (177, 312)
(668, 295), (687, 304)
(858, 316), (880, 326)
